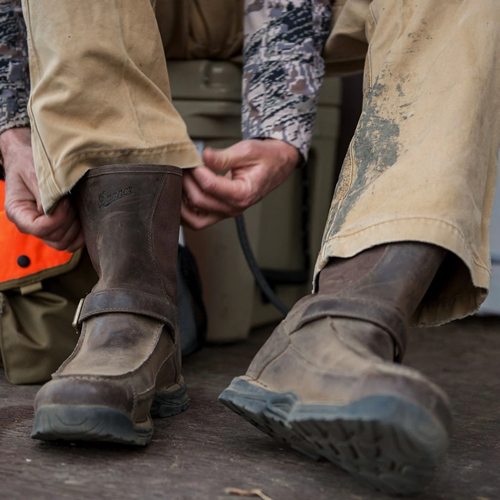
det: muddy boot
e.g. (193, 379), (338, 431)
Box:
(220, 243), (452, 495)
(32, 165), (189, 446)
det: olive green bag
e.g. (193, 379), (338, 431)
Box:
(0, 251), (97, 385)
(0, 246), (207, 385)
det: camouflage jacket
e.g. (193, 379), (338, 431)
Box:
(243, 0), (333, 160)
(0, 0), (29, 135)
(0, 0), (333, 161)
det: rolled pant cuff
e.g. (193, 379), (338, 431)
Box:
(38, 143), (202, 214)
(313, 217), (490, 327)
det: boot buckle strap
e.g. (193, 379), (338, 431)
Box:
(74, 289), (177, 332)
(292, 296), (407, 363)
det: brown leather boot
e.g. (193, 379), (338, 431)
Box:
(220, 243), (452, 495)
(32, 164), (189, 446)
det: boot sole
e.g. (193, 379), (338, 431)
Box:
(31, 406), (154, 446)
(32, 385), (190, 446)
(219, 377), (449, 496)
(150, 383), (190, 418)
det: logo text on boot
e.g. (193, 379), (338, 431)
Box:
(98, 187), (134, 208)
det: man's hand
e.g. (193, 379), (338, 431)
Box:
(181, 139), (300, 230)
(1, 127), (84, 252)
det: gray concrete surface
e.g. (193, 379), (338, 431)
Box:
(0, 317), (499, 499)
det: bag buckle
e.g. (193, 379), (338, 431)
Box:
(72, 298), (85, 334)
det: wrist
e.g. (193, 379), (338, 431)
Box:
(0, 127), (31, 158)
(279, 140), (300, 167)
(258, 137), (301, 169)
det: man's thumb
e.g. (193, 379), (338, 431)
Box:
(203, 146), (238, 171)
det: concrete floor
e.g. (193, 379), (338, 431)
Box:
(0, 317), (499, 500)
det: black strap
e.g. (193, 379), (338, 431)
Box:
(78, 288), (177, 331)
(289, 296), (407, 363)
(178, 244), (207, 349)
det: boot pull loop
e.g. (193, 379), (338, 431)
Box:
(72, 298), (85, 334)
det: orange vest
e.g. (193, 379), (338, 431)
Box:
(0, 180), (79, 292)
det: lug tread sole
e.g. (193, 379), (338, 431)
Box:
(32, 385), (190, 446)
(150, 385), (190, 418)
(219, 377), (449, 496)
(31, 405), (153, 446)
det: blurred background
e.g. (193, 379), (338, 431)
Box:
(169, 63), (499, 344)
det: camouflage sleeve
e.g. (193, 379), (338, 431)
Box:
(242, 0), (332, 161)
(0, 0), (29, 135)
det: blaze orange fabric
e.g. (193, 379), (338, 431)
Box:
(0, 180), (73, 285)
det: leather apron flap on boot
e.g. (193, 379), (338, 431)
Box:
(0, 180), (81, 293)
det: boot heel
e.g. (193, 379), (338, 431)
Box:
(151, 383), (190, 418)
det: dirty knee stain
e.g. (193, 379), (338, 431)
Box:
(323, 78), (401, 244)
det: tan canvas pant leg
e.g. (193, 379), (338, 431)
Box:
(317, 0), (500, 325)
(21, 0), (202, 213)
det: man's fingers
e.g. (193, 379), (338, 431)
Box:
(7, 197), (75, 241)
(43, 216), (82, 251)
(203, 147), (231, 171)
(66, 229), (85, 253)
(33, 197), (72, 238)
(181, 202), (225, 230)
(183, 171), (236, 215)
(1, 131), (86, 249)
(24, 163), (44, 213)
(9, 206), (62, 239)
(203, 142), (258, 172)
(42, 202), (77, 242)
(190, 166), (252, 207)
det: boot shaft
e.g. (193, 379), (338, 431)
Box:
(318, 243), (446, 319)
(75, 164), (182, 302)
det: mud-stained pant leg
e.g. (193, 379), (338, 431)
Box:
(316, 0), (500, 325)
(21, 0), (201, 213)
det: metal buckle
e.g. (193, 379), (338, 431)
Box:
(72, 298), (85, 334)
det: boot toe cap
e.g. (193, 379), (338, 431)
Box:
(34, 377), (135, 417)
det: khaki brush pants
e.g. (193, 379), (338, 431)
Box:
(22, 0), (498, 326)
(315, 0), (500, 326)
(21, 0), (204, 215)
(21, 0), (243, 214)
